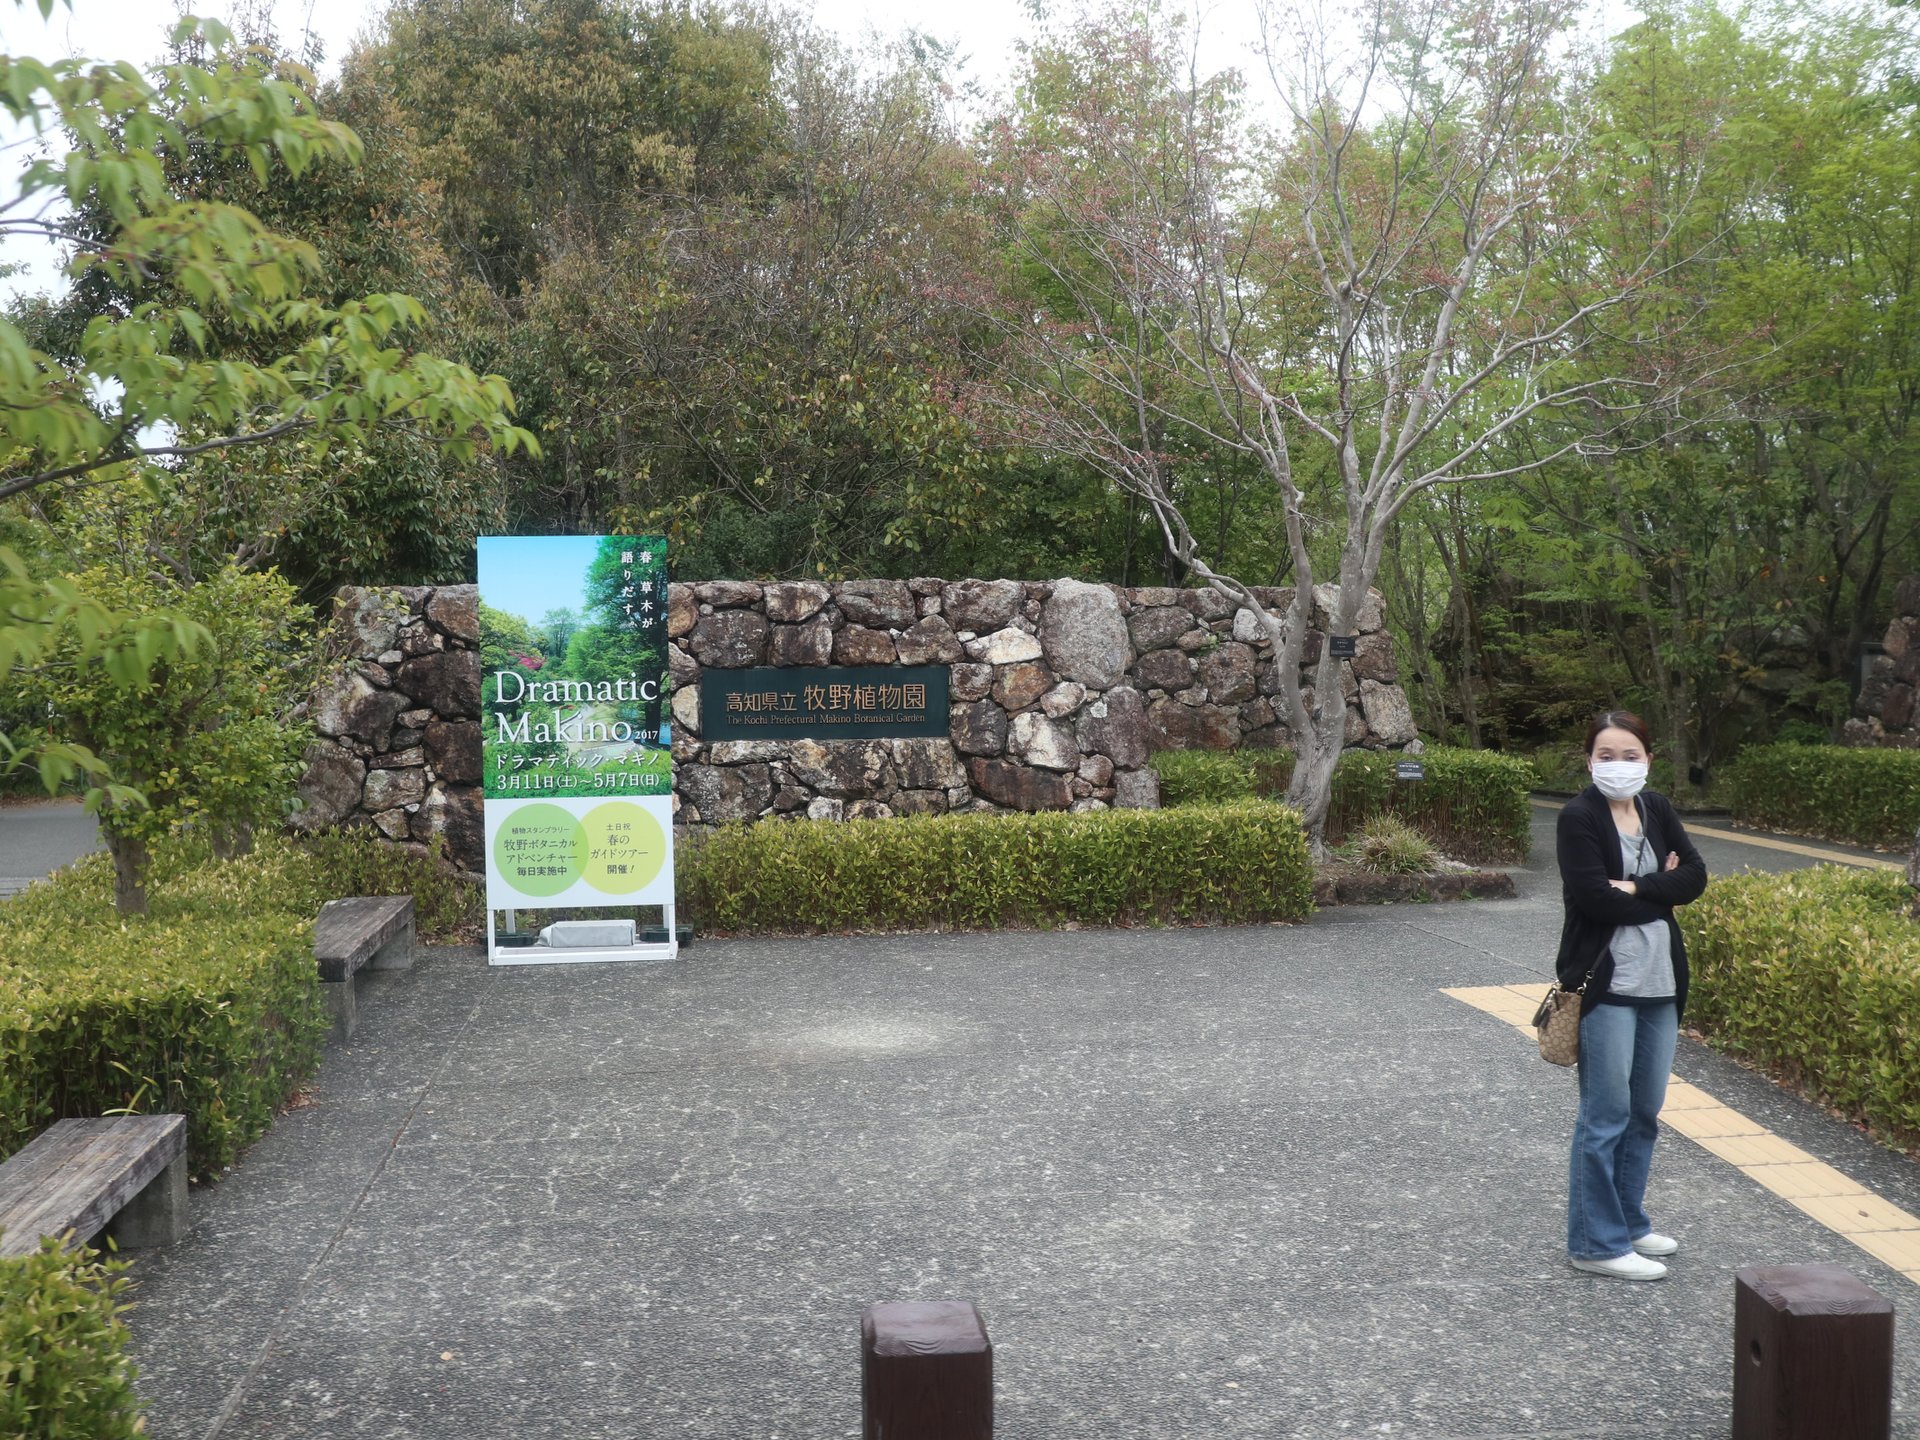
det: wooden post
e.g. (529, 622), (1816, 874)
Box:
(861, 1301), (992, 1440)
(1734, 1265), (1893, 1440)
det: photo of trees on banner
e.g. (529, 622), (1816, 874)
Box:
(477, 536), (671, 799)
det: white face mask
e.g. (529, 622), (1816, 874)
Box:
(1591, 759), (1648, 800)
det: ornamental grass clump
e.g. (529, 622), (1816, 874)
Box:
(1351, 816), (1439, 875)
(1680, 867), (1920, 1139)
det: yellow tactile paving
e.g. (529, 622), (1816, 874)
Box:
(1743, 1161), (1869, 1200)
(1658, 1105), (1766, 1140)
(1660, 1080), (1719, 1111)
(1787, 1192), (1920, 1234)
(1695, 1132), (1815, 1167)
(1445, 985), (1920, 1286)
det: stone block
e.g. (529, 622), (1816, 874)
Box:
(1009, 712), (1081, 772)
(1113, 769), (1162, 809)
(992, 659), (1054, 711)
(941, 579), (1024, 632)
(1041, 578), (1131, 688)
(951, 699), (1009, 757)
(965, 628), (1044, 664)
(949, 663), (994, 702)
(395, 649), (482, 719)
(291, 740), (365, 831)
(1128, 605), (1197, 654)
(424, 585), (480, 643)
(896, 616), (964, 665)
(771, 618), (835, 666)
(680, 762), (773, 822)
(689, 611), (770, 668)
(423, 721), (482, 784)
(764, 581), (831, 623)
(837, 579), (917, 629)
(696, 580), (763, 608)
(834, 625), (898, 666)
(1077, 686), (1151, 769)
(967, 757), (1072, 812)
(668, 585), (698, 637)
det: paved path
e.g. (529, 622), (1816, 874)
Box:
(119, 808), (1920, 1438)
(0, 796), (98, 895)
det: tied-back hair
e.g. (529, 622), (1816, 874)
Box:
(1584, 709), (1653, 755)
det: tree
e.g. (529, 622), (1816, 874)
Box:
(21, 563), (313, 915)
(990, 0), (1710, 847)
(0, 2), (534, 797)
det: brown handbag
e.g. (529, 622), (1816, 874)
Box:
(1533, 981), (1585, 1066)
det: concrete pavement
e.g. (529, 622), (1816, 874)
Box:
(0, 796), (98, 895)
(117, 806), (1920, 1438)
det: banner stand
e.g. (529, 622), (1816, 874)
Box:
(477, 534), (678, 967)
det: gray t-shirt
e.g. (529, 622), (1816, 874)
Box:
(1608, 828), (1675, 999)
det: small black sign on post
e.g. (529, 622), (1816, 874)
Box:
(1328, 634), (1358, 658)
(1395, 759), (1425, 782)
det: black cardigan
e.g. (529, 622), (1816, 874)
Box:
(1554, 786), (1708, 1017)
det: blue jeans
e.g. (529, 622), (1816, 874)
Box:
(1567, 1000), (1678, 1261)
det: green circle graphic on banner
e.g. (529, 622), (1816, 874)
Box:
(580, 801), (667, 895)
(492, 803), (586, 897)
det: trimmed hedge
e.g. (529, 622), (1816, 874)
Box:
(679, 800), (1314, 934)
(0, 832), (469, 1174)
(1152, 746), (1533, 863)
(0, 1239), (143, 1439)
(1723, 744), (1920, 850)
(1680, 867), (1920, 1137)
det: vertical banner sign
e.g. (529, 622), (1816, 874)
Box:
(477, 536), (675, 961)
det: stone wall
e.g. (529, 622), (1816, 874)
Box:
(291, 585), (484, 870)
(1850, 574), (1920, 747)
(295, 576), (1419, 873)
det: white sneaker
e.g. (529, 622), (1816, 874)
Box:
(1632, 1232), (1678, 1258)
(1571, 1252), (1668, 1281)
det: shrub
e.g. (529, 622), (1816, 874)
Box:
(1350, 816), (1439, 875)
(0, 830), (466, 1173)
(1153, 746), (1532, 862)
(0, 1239), (143, 1439)
(1680, 867), (1920, 1137)
(1722, 744), (1920, 849)
(679, 801), (1314, 934)
(18, 563), (316, 915)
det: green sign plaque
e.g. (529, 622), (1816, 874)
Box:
(701, 666), (951, 741)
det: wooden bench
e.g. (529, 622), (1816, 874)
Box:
(315, 895), (415, 1043)
(0, 1115), (188, 1258)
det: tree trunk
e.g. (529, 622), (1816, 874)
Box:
(107, 832), (150, 918)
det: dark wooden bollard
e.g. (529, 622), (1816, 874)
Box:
(1734, 1265), (1893, 1440)
(861, 1301), (992, 1440)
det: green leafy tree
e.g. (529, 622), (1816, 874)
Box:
(0, 2), (536, 795)
(21, 563), (314, 915)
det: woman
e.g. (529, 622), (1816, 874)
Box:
(1556, 710), (1707, 1281)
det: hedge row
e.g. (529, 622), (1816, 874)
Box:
(679, 800), (1315, 934)
(0, 1239), (143, 1438)
(1151, 746), (1533, 863)
(1723, 744), (1920, 850)
(1679, 867), (1920, 1137)
(0, 832), (469, 1174)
